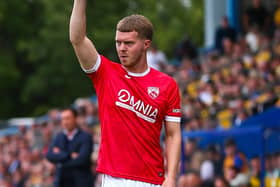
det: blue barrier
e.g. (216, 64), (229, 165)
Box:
(181, 107), (280, 187)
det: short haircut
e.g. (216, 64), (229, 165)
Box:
(117, 14), (153, 41)
(62, 107), (78, 118)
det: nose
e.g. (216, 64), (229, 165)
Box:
(118, 42), (127, 51)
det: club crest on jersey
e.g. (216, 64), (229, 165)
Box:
(147, 87), (159, 99)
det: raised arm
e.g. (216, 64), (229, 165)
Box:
(70, 0), (98, 71)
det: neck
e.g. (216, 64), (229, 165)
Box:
(65, 128), (77, 134)
(125, 63), (149, 73)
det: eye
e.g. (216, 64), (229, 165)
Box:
(125, 41), (134, 47)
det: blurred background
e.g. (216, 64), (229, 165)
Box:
(0, 0), (280, 187)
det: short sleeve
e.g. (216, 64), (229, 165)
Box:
(84, 55), (114, 81)
(82, 55), (118, 93)
(165, 79), (181, 123)
(81, 55), (102, 74)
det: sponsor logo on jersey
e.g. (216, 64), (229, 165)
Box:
(116, 89), (158, 123)
(147, 87), (159, 99)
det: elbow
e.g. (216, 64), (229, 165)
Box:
(70, 35), (82, 45)
(69, 32), (85, 45)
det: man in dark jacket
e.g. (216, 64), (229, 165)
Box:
(46, 107), (93, 187)
(214, 16), (237, 54)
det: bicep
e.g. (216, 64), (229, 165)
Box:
(72, 36), (99, 70)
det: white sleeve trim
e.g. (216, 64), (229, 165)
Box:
(81, 55), (101, 73)
(165, 116), (181, 123)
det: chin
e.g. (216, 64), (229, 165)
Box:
(120, 60), (130, 67)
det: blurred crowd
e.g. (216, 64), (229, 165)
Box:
(178, 137), (280, 187)
(0, 103), (279, 187)
(165, 0), (280, 131)
(1, 0), (280, 186)
(0, 101), (102, 187)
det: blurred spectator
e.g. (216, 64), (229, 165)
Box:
(147, 43), (168, 71)
(272, 0), (280, 32)
(46, 108), (93, 187)
(265, 153), (280, 187)
(26, 124), (45, 151)
(173, 35), (198, 64)
(224, 165), (250, 187)
(74, 98), (99, 127)
(214, 16), (237, 54)
(265, 154), (275, 178)
(178, 171), (202, 187)
(232, 109), (248, 127)
(245, 25), (261, 53)
(248, 156), (261, 187)
(243, 0), (269, 33)
(25, 164), (44, 187)
(200, 144), (223, 183)
(223, 138), (248, 173)
(190, 151), (204, 173)
(214, 176), (230, 187)
(200, 147), (215, 182)
(183, 138), (198, 172)
(11, 169), (25, 187)
(271, 152), (280, 178)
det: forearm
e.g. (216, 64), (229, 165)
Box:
(70, 0), (87, 44)
(165, 131), (181, 179)
(46, 150), (69, 163)
(62, 137), (93, 168)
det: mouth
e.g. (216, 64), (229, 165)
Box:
(120, 55), (128, 60)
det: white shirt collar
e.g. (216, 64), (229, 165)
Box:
(126, 67), (151, 77)
(63, 128), (78, 141)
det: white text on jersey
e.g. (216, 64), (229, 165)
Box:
(115, 89), (158, 123)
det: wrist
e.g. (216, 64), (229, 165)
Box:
(165, 174), (177, 181)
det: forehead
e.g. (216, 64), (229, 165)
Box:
(61, 110), (74, 117)
(115, 31), (139, 41)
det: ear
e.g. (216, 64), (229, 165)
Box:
(144, 40), (151, 50)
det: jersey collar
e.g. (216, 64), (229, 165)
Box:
(126, 67), (151, 77)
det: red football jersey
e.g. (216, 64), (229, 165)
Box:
(84, 55), (181, 185)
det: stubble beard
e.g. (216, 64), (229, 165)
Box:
(120, 54), (140, 69)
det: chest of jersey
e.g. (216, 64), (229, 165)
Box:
(99, 69), (168, 124)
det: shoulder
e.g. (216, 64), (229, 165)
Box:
(87, 55), (122, 79)
(52, 132), (65, 142)
(96, 55), (123, 75)
(55, 132), (65, 138)
(150, 68), (176, 83)
(152, 69), (179, 91)
(100, 55), (121, 68)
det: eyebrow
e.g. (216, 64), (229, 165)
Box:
(115, 40), (135, 43)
